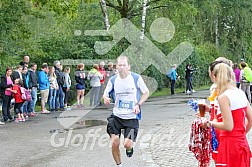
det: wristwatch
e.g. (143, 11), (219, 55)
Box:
(136, 103), (141, 107)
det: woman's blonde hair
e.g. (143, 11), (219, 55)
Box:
(212, 63), (235, 94)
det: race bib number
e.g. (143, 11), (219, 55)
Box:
(118, 100), (133, 110)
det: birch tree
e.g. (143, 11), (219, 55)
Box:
(99, 0), (110, 30)
(140, 0), (148, 41)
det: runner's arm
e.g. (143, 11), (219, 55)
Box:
(134, 90), (149, 114)
(103, 79), (113, 105)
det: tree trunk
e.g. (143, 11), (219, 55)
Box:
(136, 0), (148, 60)
(99, 0), (110, 30)
(140, 0), (148, 41)
(215, 12), (219, 47)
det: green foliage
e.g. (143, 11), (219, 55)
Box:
(1, 0), (252, 96)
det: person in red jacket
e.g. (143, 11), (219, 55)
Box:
(98, 61), (106, 105)
(12, 78), (25, 122)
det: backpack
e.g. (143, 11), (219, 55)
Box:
(166, 69), (172, 78)
(20, 87), (31, 101)
(110, 72), (142, 120)
(244, 67), (252, 82)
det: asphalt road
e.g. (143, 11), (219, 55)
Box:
(1, 90), (252, 167)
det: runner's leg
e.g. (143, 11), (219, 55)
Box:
(111, 134), (122, 165)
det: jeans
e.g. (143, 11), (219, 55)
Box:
(28, 87), (37, 113)
(2, 95), (12, 121)
(186, 77), (193, 91)
(90, 86), (100, 106)
(21, 101), (28, 114)
(55, 86), (65, 109)
(171, 80), (176, 95)
(49, 88), (56, 110)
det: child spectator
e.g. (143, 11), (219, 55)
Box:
(12, 78), (25, 122)
(63, 67), (71, 109)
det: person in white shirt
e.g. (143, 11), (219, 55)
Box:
(103, 56), (149, 167)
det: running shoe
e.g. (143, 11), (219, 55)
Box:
(126, 148), (134, 157)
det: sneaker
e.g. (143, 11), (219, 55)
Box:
(126, 147), (134, 157)
(31, 111), (37, 116)
(29, 113), (35, 117)
(192, 90), (196, 93)
(22, 119), (25, 122)
(16, 118), (22, 122)
(59, 108), (65, 111)
(0, 121), (5, 125)
(8, 117), (15, 122)
(41, 110), (50, 114)
(186, 90), (191, 94)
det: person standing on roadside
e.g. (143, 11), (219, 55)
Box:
(54, 61), (65, 111)
(170, 64), (179, 95)
(38, 64), (50, 114)
(88, 64), (102, 107)
(27, 63), (38, 116)
(233, 63), (240, 88)
(63, 67), (71, 109)
(75, 63), (86, 108)
(98, 61), (107, 105)
(1, 67), (16, 123)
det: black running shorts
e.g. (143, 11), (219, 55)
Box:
(107, 114), (139, 142)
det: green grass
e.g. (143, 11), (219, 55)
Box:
(150, 85), (211, 97)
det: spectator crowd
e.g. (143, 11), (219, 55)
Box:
(0, 55), (117, 125)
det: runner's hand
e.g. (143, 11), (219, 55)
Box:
(103, 96), (110, 105)
(133, 105), (140, 115)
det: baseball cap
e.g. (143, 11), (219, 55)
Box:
(241, 58), (244, 61)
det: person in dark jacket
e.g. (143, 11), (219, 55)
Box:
(1, 67), (16, 122)
(11, 65), (23, 82)
(27, 63), (38, 116)
(54, 61), (65, 111)
(185, 64), (196, 94)
(75, 63), (86, 108)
